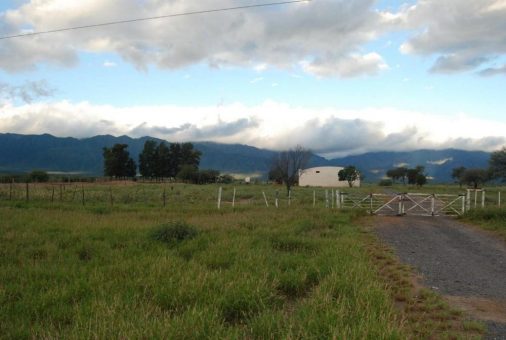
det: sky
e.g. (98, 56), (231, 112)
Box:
(0, 0), (505, 158)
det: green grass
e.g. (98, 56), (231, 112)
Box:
(1, 182), (496, 338)
(462, 207), (506, 241)
(0, 184), (405, 339)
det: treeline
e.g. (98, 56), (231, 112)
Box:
(102, 140), (231, 184)
(384, 166), (427, 186)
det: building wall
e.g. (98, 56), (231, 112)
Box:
(298, 166), (360, 188)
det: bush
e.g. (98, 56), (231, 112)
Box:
(378, 179), (393, 186)
(29, 170), (49, 183)
(150, 221), (199, 245)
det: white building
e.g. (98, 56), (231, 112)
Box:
(298, 166), (360, 188)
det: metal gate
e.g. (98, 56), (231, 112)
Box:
(339, 192), (466, 216)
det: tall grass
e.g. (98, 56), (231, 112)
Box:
(462, 207), (506, 240)
(0, 186), (405, 339)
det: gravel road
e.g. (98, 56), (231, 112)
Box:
(374, 216), (506, 339)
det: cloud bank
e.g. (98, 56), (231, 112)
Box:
(1, 100), (504, 157)
(0, 0), (391, 77)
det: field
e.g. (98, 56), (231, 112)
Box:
(1, 182), (503, 338)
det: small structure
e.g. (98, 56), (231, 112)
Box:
(299, 166), (360, 188)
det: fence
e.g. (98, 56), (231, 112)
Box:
(0, 182), (503, 215)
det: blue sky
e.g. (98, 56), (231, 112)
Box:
(0, 0), (505, 157)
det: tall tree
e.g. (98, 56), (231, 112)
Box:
(407, 166), (425, 185)
(338, 166), (360, 188)
(103, 144), (136, 178)
(451, 166), (467, 188)
(139, 140), (157, 178)
(462, 168), (490, 189)
(155, 142), (171, 178)
(270, 145), (311, 195)
(386, 167), (408, 184)
(490, 147), (506, 181)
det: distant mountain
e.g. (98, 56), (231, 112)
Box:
(0, 133), (491, 182)
(329, 149), (491, 183)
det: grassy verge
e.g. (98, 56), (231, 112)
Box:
(0, 200), (405, 338)
(461, 207), (506, 241)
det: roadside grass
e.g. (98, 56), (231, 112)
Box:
(0, 193), (405, 338)
(462, 207), (506, 241)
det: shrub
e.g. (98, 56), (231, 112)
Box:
(150, 221), (199, 245)
(378, 179), (393, 186)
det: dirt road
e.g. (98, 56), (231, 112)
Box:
(374, 216), (506, 339)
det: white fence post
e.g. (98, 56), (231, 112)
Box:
(336, 190), (341, 209)
(466, 189), (471, 211)
(431, 194), (435, 216)
(275, 190), (279, 208)
(232, 187), (236, 208)
(461, 195), (465, 215)
(217, 187), (222, 209)
(262, 191), (269, 207)
(325, 190), (329, 208)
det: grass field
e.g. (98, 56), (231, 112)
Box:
(0, 182), (498, 338)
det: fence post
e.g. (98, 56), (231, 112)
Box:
(9, 179), (13, 200)
(313, 190), (316, 208)
(51, 185), (55, 203)
(474, 190), (478, 209)
(481, 190), (486, 208)
(369, 193), (373, 215)
(59, 184), (63, 202)
(325, 190), (329, 208)
(232, 187), (236, 209)
(431, 194), (435, 216)
(275, 190), (279, 208)
(288, 190), (291, 207)
(336, 190), (341, 209)
(81, 184), (85, 206)
(217, 187), (222, 209)
(110, 186), (114, 206)
(262, 191), (269, 207)
(25, 182), (29, 201)
(499, 192), (501, 208)
(466, 189), (471, 211)
(398, 195), (403, 215)
(461, 195), (465, 215)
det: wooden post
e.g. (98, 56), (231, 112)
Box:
(369, 193), (373, 215)
(25, 182), (29, 201)
(313, 190), (316, 208)
(217, 187), (222, 209)
(232, 187), (236, 209)
(81, 184), (85, 206)
(498, 192), (501, 207)
(262, 191), (269, 207)
(288, 190), (291, 207)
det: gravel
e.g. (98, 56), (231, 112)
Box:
(373, 216), (506, 339)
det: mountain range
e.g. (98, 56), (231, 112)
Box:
(0, 133), (491, 182)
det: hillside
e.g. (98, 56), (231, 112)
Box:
(0, 133), (491, 182)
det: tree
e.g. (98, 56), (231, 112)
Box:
(490, 147), (506, 181)
(155, 142), (171, 178)
(451, 166), (467, 188)
(270, 145), (311, 195)
(103, 144), (136, 178)
(138, 140), (157, 178)
(386, 167), (407, 184)
(461, 168), (489, 189)
(407, 166), (425, 185)
(415, 173), (427, 187)
(338, 166), (360, 188)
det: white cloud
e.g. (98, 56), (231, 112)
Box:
(103, 60), (117, 68)
(398, 0), (506, 74)
(1, 100), (505, 156)
(0, 0), (392, 77)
